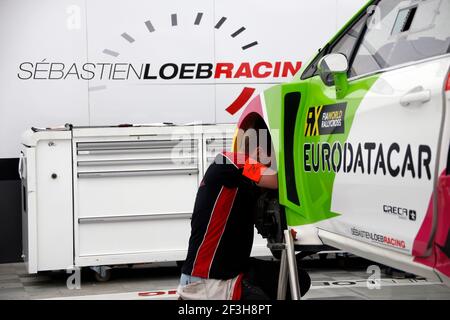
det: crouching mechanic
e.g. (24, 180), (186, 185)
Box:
(178, 126), (311, 300)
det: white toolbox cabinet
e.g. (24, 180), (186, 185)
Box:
(19, 124), (270, 274)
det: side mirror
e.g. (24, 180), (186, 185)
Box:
(318, 53), (349, 99)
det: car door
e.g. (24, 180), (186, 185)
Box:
(278, 6), (370, 229)
(304, 0), (450, 280)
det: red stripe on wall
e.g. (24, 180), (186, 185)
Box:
(192, 187), (238, 278)
(225, 87), (255, 115)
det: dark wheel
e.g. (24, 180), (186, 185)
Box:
(254, 192), (286, 241)
(94, 267), (112, 282)
(254, 191), (288, 260)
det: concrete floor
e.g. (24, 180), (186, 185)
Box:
(1, 256), (450, 300)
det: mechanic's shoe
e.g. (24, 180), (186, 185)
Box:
(240, 279), (270, 300)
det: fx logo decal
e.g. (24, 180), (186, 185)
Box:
(304, 103), (346, 137)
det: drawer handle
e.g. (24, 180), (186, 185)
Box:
(77, 168), (198, 178)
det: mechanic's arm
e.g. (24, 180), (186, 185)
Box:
(256, 168), (278, 189)
(243, 160), (278, 189)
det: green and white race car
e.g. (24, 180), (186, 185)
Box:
(235, 0), (450, 285)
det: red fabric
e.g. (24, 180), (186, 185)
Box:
(231, 274), (244, 300)
(413, 171), (450, 279)
(435, 174), (450, 277)
(412, 196), (434, 257)
(243, 158), (269, 183)
(192, 187), (238, 278)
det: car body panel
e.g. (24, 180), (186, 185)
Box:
(235, 0), (450, 283)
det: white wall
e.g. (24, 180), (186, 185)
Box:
(0, 0), (368, 158)
(0, 0), (89, 158)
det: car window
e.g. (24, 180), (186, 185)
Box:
(301, 8), (367, 80)
(350, 0), (450, 78)
(330, 17), (366, 61)
(300, 47), (328, 80)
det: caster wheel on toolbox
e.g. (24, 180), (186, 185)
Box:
(92, 266), (112, 282)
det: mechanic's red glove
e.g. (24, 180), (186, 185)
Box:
(242, 158), (269, 183)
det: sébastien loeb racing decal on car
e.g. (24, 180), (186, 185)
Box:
(350, 227), (407, 251)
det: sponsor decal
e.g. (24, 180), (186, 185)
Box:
(17, 10), (304, 115)
(304, 103), (346, 137)
(351, 227), (407, 250)
(303, 142), (432, 180)
(17, 61), (301, 81)
(383, 205), (417, 221)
